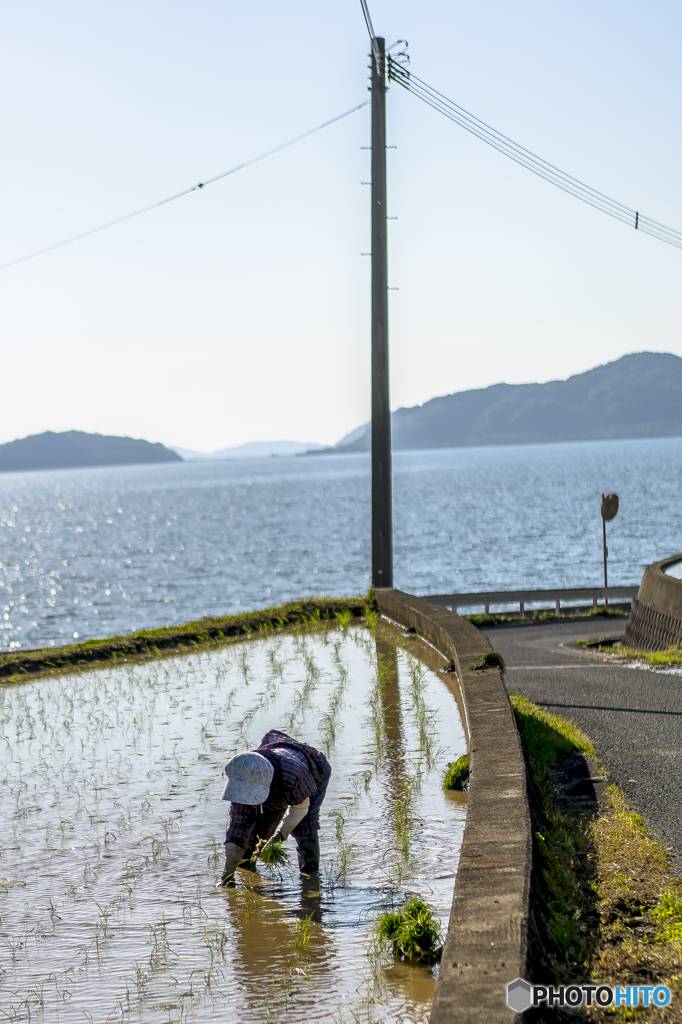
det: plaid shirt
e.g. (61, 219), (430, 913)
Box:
(225, 730), (331, 849)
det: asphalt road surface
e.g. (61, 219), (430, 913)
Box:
(483, 618), (682, 872)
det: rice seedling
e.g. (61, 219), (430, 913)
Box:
(239, 884), (266, 919)
(392, 785), (412, 860)
(133, 961), (148, 995)
(317, 711), (337, 755)
(405, 654), (444, 769)
(292, 912), (315, 955)
(338, 838), (358, 881)
(202, 925), (229, 960)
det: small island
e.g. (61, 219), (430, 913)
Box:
(0, 430), (182, 473)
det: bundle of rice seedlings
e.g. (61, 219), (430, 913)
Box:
(443, 754), (469, 791)
(257, 839), (288, 866)
(376, 895), (443, 964)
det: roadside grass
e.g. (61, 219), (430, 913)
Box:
(609, 645), (682, 667)
(510, 690), (682, 1020)
(0, 592), (376, 683)
(465, 606), (628, 628)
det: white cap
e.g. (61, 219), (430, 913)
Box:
(221, 751), (274, 804)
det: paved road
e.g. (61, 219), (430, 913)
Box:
(483, 619), (682, 872)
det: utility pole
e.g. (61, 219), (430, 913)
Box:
(370, 36), (393, 588)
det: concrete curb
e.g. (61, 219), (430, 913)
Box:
(375, 588), (531, 1024)
(624, 554), (682, 650)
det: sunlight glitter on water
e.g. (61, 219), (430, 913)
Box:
(0, 622), (467, 1023)
(1, 435), (680, 650)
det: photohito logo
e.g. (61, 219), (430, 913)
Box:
(506, 978), (671, 1012)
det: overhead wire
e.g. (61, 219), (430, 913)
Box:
(0, 100), (369, 272)
(387, 57), (682, 250)
(359, 0), (381, 69)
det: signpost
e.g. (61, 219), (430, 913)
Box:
(601, 492), (619, 608)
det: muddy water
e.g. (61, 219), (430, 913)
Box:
(0, 622), (467, 1023)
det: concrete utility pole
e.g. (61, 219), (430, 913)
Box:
(370, 36), (393, 588)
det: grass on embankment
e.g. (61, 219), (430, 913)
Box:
(581, 641), (682, 667)
(466, 606), (628, 628)
(0, 593), (376, 684)
(511, 691), (682, 1020)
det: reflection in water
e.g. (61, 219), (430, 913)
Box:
(0, 622), (467, 1023)
(376, 638), (408, 800)
(223, 878), (334, 1021)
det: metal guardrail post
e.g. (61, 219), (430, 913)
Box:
(426, 585), (639, 614)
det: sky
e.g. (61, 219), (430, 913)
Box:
(1, 1), (682, 451)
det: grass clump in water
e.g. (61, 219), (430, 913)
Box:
(257, 839), (288, 867)
(443, 754), (469, 791)
(376, 895), (442, 964)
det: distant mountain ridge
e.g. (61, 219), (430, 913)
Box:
(331, 352), (682, 452)
(169, 440), (324, 461)
(0, 431), (181, 473)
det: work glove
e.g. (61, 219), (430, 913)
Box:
(264, 830), (285, 848)
(220, 842), (245, 886)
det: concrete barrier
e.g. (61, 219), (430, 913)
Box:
(375, 588), (531, 1024)
(623, 554), (682, 650)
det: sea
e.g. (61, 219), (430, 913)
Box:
(1, 436), (681, 651)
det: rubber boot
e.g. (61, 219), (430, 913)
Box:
(238, 848), (255, 869)
(220, 842), (245, 886)
(295, 832), (320, 875)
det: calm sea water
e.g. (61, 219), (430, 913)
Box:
(1, 437), (681, 651)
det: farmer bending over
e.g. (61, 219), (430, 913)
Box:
(220, 729), (331, 885)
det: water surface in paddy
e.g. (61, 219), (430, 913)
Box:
(0, 622), (467, 1023)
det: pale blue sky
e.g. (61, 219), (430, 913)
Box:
(1, 1), (681, 450)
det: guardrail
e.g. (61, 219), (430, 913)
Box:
(425, 585), (639, 617)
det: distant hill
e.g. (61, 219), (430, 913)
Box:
(0, 431), (182, 473)
(208, 440), (324, 460)
(168, 441), (324, 460)
(330, 352), (682, 452)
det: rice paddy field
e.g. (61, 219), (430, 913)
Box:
(0, 619), (467, 1023)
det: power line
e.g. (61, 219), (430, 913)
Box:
(359, 0), (375, 42)
(359, 0), (381, 67)
(387, 57), (682, 250)
(0, 100), (369, 272)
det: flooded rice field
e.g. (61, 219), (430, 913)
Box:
(0, 620), (467, 1023)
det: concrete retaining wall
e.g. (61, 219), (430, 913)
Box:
(623, 555), (682, 650)
(375, 588), (531, 1024)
